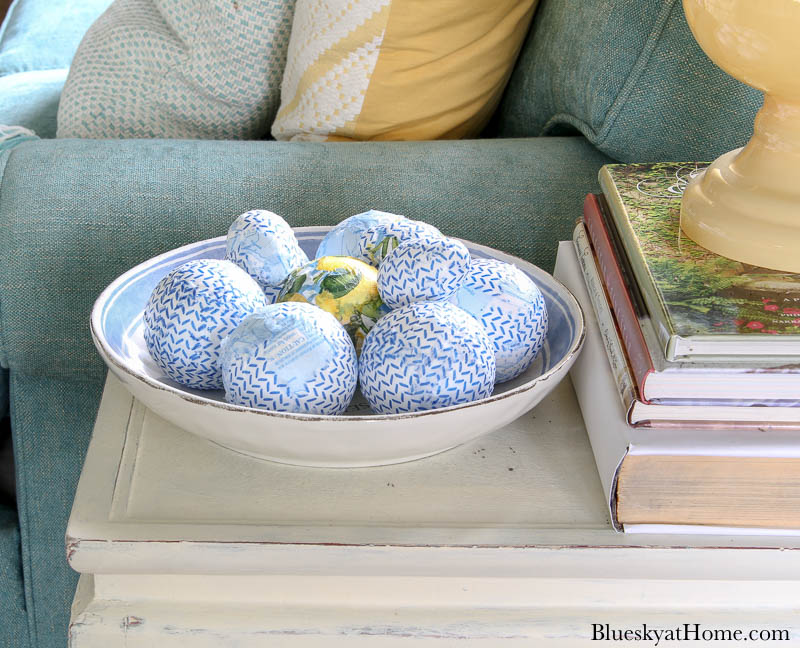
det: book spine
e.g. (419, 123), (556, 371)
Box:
(554, 242), (627, 531)
(582, 194), (656, 403)
(598, 166), (677, 359)
(572, 222), (638, 416)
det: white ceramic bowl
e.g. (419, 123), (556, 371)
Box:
(91, 227), (584, 467)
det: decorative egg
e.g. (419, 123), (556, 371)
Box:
(378, 237), (471, 308)
(356, 219), (443, 266)
(451, 258), (548, 384)
(358, 302), (496, 414)
(225, 209), (309, 302)
(277, 256), (390, 354)
(315, 209), (405, 259)
(221, 302), (357, 415)
(143, 259), (269, 390)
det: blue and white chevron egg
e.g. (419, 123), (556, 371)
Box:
(356, 219), (443, 266)
(226, 210), (309, 302)
(451, 258), (548, 384)
(378, 237), (471, 308)
(358, 302), (495, 415)
(143, 259), (269, 390)
(315, 209), (405, 259)
(221, 302), (357, 415)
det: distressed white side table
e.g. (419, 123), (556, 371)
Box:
(67, 375), (800, 646)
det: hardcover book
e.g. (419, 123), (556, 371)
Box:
(580, 195), (800, 405)
(599, 162), (800, 361)
(555, 242), (800, 533)
(573, 221), (800, 426)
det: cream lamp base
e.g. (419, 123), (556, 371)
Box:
(680, 0), (800, 274)
(681, 146), (800, 273)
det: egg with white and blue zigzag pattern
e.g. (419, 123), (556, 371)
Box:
(143, 259), (269, 390)
(451, 258), (548, 384)
(315, 209), (405, 259)
(378, 237), (471, 308)
(226, 210), (309, 302)
(221, 302), (357, 415)
(358, 302), (495, 415)
(356, 218), (443, 267)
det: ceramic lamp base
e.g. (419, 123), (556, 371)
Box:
(680, 0), (800, 274)
(681, 148), (800, 273)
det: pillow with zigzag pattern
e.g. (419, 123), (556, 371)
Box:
(271, 0), (539, 142)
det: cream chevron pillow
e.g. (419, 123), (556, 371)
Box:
(271, 0), (539, 142)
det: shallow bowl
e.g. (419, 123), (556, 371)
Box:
(91, 228), (584, 467)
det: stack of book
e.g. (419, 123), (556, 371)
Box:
(554, 162), (800, 534)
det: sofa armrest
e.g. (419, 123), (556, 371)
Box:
(0, 136), (611, 382)
(0, 501), (28, 648)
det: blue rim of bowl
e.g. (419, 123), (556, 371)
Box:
(90, 228), (585, 422)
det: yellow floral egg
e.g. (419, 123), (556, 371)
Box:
(277, 256), (391, 353)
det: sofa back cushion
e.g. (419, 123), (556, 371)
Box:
(57, 0), (296, 139)
(0, 69), (66, 139)
(272, 0), (538, 142)
(496, 0), (763, 162)
(0, 0), (112, 76)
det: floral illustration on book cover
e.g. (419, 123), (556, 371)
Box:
(607, 162), (800, 337)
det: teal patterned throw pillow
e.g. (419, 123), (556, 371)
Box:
(57, 0), (296, 139)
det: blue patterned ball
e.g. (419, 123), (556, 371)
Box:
(221, 302), (357, 415)
(358, 302), (495, 415)
(356, 219), (443, 266)
(378, 237), (471, 308)
(451, 258), (548, 384)
(315, 209), (405, 259)
(144, 259), (269, 390)
(226, 210), (309, 302)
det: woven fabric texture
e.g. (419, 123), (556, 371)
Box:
(272, 0), (537, 141)
(496, 0), (763, 163)
(0, 137), (610, 384)
(0, 502), (28, 648)
(57, 0), (296, 139)
(0, 0), (112, 76)
(0, 369), (6, 420)
(9, 372), (102, 648)
(272, 0), (390, 141)
(0, 70), (65, 139)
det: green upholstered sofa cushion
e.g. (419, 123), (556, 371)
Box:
(497, 0), (763, 163)
(0, 0), (112, 76)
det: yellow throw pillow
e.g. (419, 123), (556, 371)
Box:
(271, 0), (538, 142)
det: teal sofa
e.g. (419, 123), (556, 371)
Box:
(0, 0), (762, 646)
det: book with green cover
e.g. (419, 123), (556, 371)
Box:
(599, 162), (800, 362)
